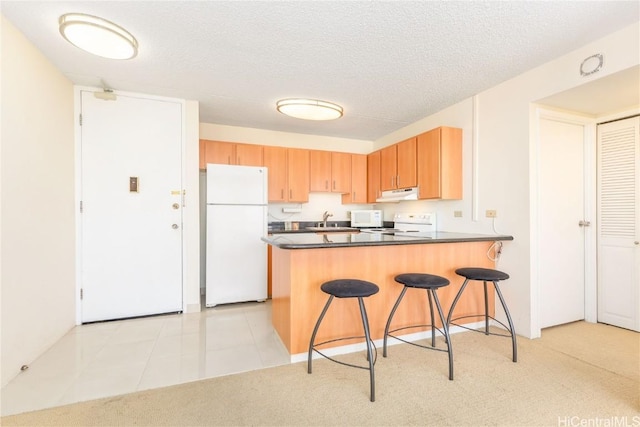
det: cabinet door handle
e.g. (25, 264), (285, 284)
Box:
(281, 189), (284, 199)
(333, 180), (336, 190)
(228, 156), (231, 165)
(325, 180), (328, 190)
(391, 176), (395, 187)
(289, 189), (292, 199)
(397, 175), (400, 188)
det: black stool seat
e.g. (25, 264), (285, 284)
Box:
(455, 267), (509, 282)
(395, 273), (450, 289)
(309, 279), (379, 402)
(383, 273), (453, 380)
(447, 267), (517, 363)
(321, 279), (379, 298)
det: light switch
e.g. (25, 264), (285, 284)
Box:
(129, 177), (139, 192)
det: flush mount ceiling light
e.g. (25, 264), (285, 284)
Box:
(276, 98), (343, 121)
(59, 13), (138, 60)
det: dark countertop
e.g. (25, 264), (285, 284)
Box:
(269, 227), (359, 234)
(268, 220), (393, 233)
(262, 231), (513, 249)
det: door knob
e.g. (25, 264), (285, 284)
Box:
(172, 203), (180, 210)
(172, 224), (179, 229)
(578, 220), (591, 227)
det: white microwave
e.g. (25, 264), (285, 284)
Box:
(350, 210), (383, 228)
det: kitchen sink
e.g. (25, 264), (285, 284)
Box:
(305, 226), (359, 232)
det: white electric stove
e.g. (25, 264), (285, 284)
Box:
(359, 212), (436, 235)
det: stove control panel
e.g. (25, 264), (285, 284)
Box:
(393, 212), (436, 225)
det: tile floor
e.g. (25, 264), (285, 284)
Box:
(0, 300), (290, 417)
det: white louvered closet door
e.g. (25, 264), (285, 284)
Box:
(597, 116), (640, 332)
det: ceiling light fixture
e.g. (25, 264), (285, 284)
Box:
(59, 13), (138, 60)
(276, 98), (343, 121)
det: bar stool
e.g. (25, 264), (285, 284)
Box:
(383, 273), (453, 380)
(308, 279), (379, 402)
(446, 267), (517, 362)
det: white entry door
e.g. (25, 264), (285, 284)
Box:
(597, 116), (640, 332)
(80, 91), (183, 323)
(539, 117), (587, 328)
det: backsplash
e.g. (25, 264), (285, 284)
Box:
(267, 192), (375, 223)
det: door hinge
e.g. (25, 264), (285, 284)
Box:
(79, 114), (82, 126)
(80, 201), (83, 213)
(80, 288), (83, 300)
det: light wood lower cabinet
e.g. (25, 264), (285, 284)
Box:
(271, 241), (496, 354)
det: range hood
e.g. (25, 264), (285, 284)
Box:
(376, 187), (419, 203)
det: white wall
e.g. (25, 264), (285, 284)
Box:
(1, 15), (76, 386)
(200, 123), (373, 153)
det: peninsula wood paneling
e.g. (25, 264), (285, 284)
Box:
(270, 241), (496, 354)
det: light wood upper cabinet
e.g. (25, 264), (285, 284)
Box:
(379, 137), (417, 190)
(309, 150), (332, 191)
(199, 139), (207, 169)
(235, 143), (263, 166)
(309, 150), (351, 193)
(287, 148), (310, 203)
(263, 146), (309, 203)
(331, 152), (351, 193)
(380, 144), (397, 191)
(367, 150), (381, 203)
(417, 126), (462, 200)
(342, 154), (367, 204)
(203, 140), (235, 165)
(397, 137), (417, 189)
(200, 140), (263, 167)
(263, 146), (288, 202)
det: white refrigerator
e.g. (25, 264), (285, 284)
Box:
(206, 164), (268, 307)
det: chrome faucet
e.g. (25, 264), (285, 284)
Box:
(322, 211), (333, 228)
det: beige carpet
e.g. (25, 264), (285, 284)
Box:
(2, 321), (639, 426)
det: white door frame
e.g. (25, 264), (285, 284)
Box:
(73, 86), (190, 324)
(531, 107), (597, 337)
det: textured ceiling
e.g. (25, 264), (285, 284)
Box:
(2, 1), (639, 141)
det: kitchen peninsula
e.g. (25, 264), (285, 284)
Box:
(263, 231), (513, 357)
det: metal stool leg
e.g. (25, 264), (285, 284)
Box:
(431, 290), (454, 380)
(483, 281), (490, 335)
(427, 290), (436, 347)
(358, 297), (375, 402)
(493, 281), (518, 362)
(383, 286), (408, 357)
(308, 295), (334, 374)
(446, 278), (470, 326)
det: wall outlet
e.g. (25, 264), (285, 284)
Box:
(282, 207), (301, 213)
(454, 210), (463, 218)
(486, 210), (497, 218)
